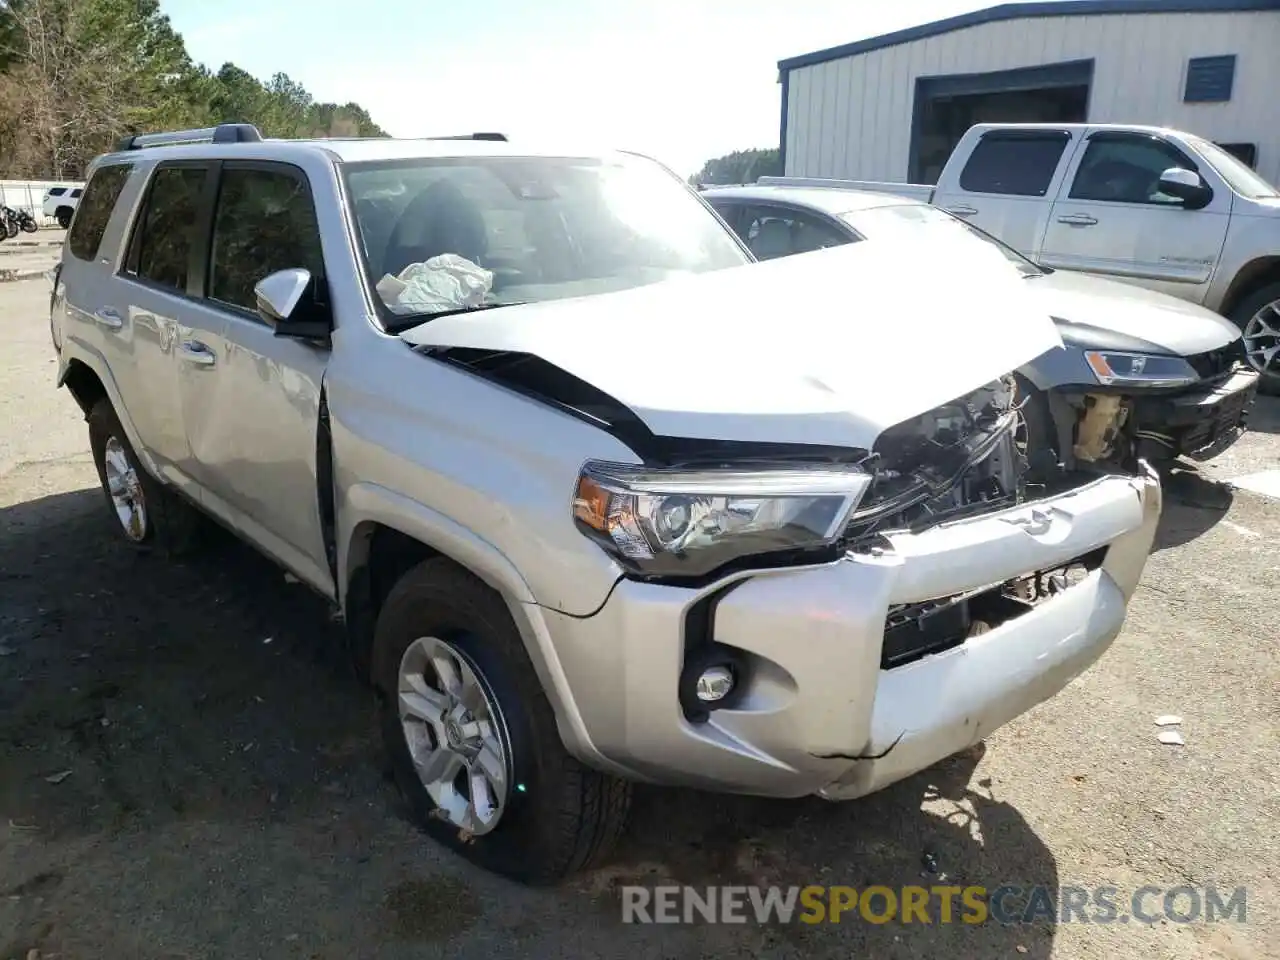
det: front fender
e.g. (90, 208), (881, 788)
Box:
(337, 482), (613, 769)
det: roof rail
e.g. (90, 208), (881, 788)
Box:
(426, 132), (508, 142)
(116, 122), (264, 152)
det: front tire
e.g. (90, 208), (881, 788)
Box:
(56, 207), (73, 229)
(1230, 282), (1280, 396)
(373, 558), (631, 885)
(87, 399), (205, 556)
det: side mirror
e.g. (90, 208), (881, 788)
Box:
(254, 268), (331, 345)
(1157, 167), (1213, 210)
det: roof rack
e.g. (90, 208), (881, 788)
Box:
(116, 122), (264, 152)
(426, 132), (508, 142)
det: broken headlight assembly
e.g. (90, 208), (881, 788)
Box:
(571, 462), (871, 578)
(1084, 350), (1198, 388)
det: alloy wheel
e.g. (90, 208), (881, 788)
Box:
(1242, 300), (1280, 379)
(102, 436), (148, 541)
(397, 636), (511, 836)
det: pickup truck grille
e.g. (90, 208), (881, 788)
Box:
(1185, 341), (1244, 381)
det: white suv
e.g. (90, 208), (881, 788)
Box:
(43, 185), (82, 228)
(48, 123), (1162, 884)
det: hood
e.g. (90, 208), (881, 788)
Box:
(1029, 270), (1240, 355)
(402, 238), (1061, 450)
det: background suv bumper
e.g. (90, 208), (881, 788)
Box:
(538, 467), (1162, 797)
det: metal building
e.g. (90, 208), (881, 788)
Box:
(777, 0), (1280, 185)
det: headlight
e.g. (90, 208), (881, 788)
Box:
(1083, 351), (1198, 387)
(572, 461), (871, 579)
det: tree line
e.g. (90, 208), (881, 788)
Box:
(0, 0), (386, 180)
(689, 148), (781, 187)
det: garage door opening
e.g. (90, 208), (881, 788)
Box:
(909, 59), (1094, 183)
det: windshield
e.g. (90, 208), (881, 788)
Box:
(343, 153), (749, 326)
(837, 203), (1046, 277)
(1186, 136), (1280, 200)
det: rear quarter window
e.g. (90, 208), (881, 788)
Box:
(68, 164), (133, 262)
(958, 134), (1070, 197)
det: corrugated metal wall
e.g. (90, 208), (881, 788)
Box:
(783, 10), (1280, 184)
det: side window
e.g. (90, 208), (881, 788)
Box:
(127, 166), (208, 293)
(67, 164), (132, 262)
(209, 165), (324, 314)
(1068, 136), (1197, 205)
(958, 134), (1070, 197)
(737, 205), (852, 261)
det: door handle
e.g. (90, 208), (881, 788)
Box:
(947, 204), (979, 217)
(92, 307), (123, 330)
(1057, 214), (1098, 226)
(178, 339), (216, 367)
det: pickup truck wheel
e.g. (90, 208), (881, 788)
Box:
(56, 207), (73, 229)
(87, 399), (204, 556)
(373, 559), (631, 885)
(1230, 282), (1280, 396)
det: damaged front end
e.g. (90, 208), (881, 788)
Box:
(841, 375), (1029, 546)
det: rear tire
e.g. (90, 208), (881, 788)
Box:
(373, 558), (631, 885)
(87, 399), (205, 557)
(1229, 282), (1280, 396)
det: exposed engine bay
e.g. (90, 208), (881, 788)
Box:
(841, 375), (1032, 545)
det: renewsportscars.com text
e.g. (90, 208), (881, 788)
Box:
(621, 884), (1248, 926)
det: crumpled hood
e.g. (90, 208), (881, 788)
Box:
(1030, 269), (1240, 355)
(402, 238), (1062, 449)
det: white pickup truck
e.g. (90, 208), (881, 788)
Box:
(764, 123), (1280, 387)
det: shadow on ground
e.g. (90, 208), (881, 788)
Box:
(1, 485), (1060, 959)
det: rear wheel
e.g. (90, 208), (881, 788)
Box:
(373, 558), (631, 885)
(87, 399), (205, 556)
(20, 216), (37, 233)
(1229, 282), (1280, 396)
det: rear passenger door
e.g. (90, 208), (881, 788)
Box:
(115, 160), (215, 495)
(931, 129), (1078, 258)
(177, 160), (335, 594)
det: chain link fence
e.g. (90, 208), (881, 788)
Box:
(1, 179), (85, 229)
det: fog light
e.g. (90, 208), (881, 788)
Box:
(695, 665), (735, 703)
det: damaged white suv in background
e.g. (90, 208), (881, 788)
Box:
(50, 124), (1162, 885)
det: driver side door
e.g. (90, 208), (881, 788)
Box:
(1040, 131), (1231, 303)
(178, 160), (335, 594)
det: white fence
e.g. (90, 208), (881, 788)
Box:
(0, 179), (85, 229)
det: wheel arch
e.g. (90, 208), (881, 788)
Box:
(338, 486), (604, 765)
(1221, 256), (1280, 320)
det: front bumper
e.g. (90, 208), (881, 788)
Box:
(540, 466), (1162, 799)
(1133, 367), (1259, 462)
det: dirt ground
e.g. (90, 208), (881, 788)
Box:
(1, 276), (1277, 959)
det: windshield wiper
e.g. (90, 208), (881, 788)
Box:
(385, 301), (528, 335)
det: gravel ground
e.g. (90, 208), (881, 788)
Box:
(1, 277), (1277, 959)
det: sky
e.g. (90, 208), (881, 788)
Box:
(162, 0), (1068, 178)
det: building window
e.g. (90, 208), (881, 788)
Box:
(1184, 55), (1236, 103)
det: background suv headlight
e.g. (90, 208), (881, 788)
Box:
(1083, 351), (1199, 388)
(572, 461), (871, 579)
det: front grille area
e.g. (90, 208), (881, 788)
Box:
(880, 547), (1108, 669)
(1185, 341), (1245, 381)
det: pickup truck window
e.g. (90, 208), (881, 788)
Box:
(344, 154), (748, 320)
(127, 166), (208, 292)
(1068, 135), (1195, 205)
(1187, 135), (1280, 200)
(209, 165), (325, 315)
(958, 133), (1070, 197)
(68, 164), (132, 262)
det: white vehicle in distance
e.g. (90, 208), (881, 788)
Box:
(43, 185), (82, 229)
(766, 122), (1280, 390)
(50, 123), (1161, 884)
